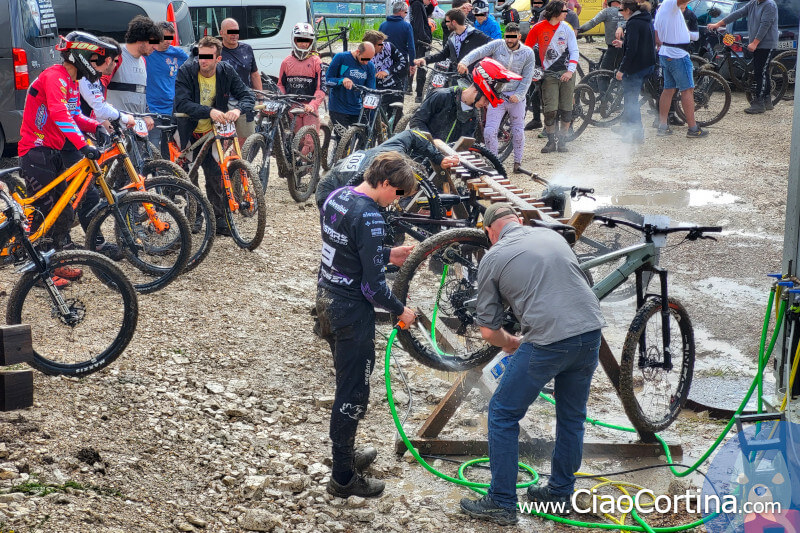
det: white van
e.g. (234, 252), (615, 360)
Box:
(185, 0), (312, 78)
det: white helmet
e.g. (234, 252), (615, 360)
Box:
(292, 22), (315, 60)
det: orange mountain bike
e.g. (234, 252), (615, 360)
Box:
(6, 139), (191, 294)
(159, 115), (266, 251)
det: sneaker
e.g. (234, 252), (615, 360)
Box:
(326, 472), (385, 498)
(686, 126), (709, 138)
(656, 126), (673, 136)
(414, 95), (422, 103)
(53, 266), (83, 281)
(541, 135), (557, 154)
(527, 484), (572, 516)
(744, 99), (766, 114)
(556, 136), (569, 153)
(37, 276), (70, 289)
(538, 127), (548, 139)
(353, 446), (377, 472)
(460, 495), (518, 525)
(765, 98), (774, 111)
(215, 217), (231, 237)
(524, 119), (543, 131)
(95, 241), (124, 262)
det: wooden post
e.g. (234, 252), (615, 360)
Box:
(0, 325), (34, 411)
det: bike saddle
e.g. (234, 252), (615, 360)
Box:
(389, 102), (404, 109)
(158, 124), (178, 133)
(289, 108), (306, 115)
(0, 168), (21, 180)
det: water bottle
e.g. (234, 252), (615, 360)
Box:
(481, 351), (512, 393)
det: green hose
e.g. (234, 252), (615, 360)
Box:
(386, 281), (788, 529)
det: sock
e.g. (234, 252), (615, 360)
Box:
(689, 125), (699, 132)
(332, 469), (353, 486)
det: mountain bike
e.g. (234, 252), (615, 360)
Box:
(389, 216), (721, 433)
(705, 30), (788, 106)
(162, 116), (266, 251)
(420, 62), (462, 102)
(0, 170), (138, 376)
(332, 86), (406, 163)
(521, 71), (597, 145)
(772, 49), (796, 100)
(581, 65), (731, 128)
(241, 91), (322, 202)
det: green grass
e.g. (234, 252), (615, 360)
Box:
(327, 18), (444, 44)
(10, 474), (124, 498)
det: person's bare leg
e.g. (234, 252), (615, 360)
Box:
(659, 88), (677, 126)
(680, 88), (696, 129)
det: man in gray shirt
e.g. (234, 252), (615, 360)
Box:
(579, 0), (625, 70)
(106, 16), (162, 132)
(708, 0), (779, 113)
(460, 203), (605, 525)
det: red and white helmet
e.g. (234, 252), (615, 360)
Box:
(291, 22), (315, 60)
(471, 58), (523, 107)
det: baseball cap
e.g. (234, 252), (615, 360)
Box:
(483, 202), (517, 228)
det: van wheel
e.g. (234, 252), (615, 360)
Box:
(0, 127), (6, 157)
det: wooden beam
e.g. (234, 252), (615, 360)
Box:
(418, 368), (483, 438)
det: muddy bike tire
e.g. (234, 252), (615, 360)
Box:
(745, 60), (788, 106)
(394, 109), (417, 134)
(466, 143), (507, 178)
(619, 297), (695, 433)
(391, 228), (503, 371)
(225, 158), (267, 251)
(320, 124), (332, 171)
(674, 69), (731, 127)
(495, 114), (514, 163)
(564, 83), (596, 142)
(141, 159), (190, 182)
(7, 250), (138, 376)
(288, 125), (321, 203)
(241, 133), (271, 190)
(143, 176), (215, 272)
(773, 50), (796, 99)
(574, 206), (646, 302)
(334, 126), (368, 163)
(580, 69), (624, 127)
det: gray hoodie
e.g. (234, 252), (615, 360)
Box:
(579, 6), (625, 46)
(458, 39), (536, 100)
(722, 0), (779, 49)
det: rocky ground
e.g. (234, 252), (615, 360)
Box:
(0, 43), (794, 532)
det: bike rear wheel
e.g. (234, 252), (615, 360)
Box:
(320, 124), (332, 171)
(225, 158), (267, 251)
(7, 250), (138, 376)
(745, 60), (788, 106)
(495, 113), (514, 163)
(394, 108), (417, 134)
(288, 125), (321, 203)
(391, 228), (505, 371)
(564, 83), (596, 141)
(620, 297), (695, 433)
(581, 69), (624, 127)
(773, 50), (796, 99)
(141, 159), (191, 182)
(465, 144), (507, 178)
(675, 69), (731, 127)
(85, 191), (192, 294)
(241, 133), (271, 190)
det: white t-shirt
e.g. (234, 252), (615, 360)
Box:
(654, 0), (690, 58)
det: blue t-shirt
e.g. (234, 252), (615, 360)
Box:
(326, 51), (376, 116)
(474, 15), (502, 40)
(145, 46), (189, 114)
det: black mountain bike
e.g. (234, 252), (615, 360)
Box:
(332, 86), (405, 163)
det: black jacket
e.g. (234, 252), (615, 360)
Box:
(410, 0), (432, 48)
(619, 10), (657, 75)
(425, 26), (491, 70)
(174, 60), (255, 149)
(408, 86), (477, 143)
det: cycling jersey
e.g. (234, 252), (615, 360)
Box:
(278, 54), (326, 112)
(78, 78), (131, 124)
(318, 186), (404, 315)
(525, 20), (579, 73)
(19, 64), (99, 156)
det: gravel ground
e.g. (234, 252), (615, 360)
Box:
(0, 44), (793, 532)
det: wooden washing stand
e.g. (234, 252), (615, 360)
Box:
(392, 139), (680, 459)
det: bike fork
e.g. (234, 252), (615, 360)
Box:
(636, 267), (673, 371)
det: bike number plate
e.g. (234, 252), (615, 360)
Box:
(777, 40), (797, 50)
(261, 100), (281, 115)
(531, 67), (543, 82)
(432, 74), (446, 87)
(133, 118), (149, 138)
(214, 121), (237, 138)
(363, 94), (379, 109)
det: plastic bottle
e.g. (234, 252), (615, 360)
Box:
(480, 351), (512, 393)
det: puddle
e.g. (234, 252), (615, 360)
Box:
(572, 189), (738, 211)
(693, 277), (771, 308)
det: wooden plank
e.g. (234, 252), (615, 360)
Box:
(418, 368), (482, 438)
(0, 371), (33, 411)
(568, 211), (597, 241)
(401, 438), (682, 458)
(0, 325), (32, 365)
(598, 335), (620, 391)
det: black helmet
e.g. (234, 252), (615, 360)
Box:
(55, 31), (119, 82)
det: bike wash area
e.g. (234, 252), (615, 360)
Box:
(370, 113), (800, 529)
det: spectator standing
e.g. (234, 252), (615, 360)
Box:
(410, 0), (433, 102)
(653, 0), (708, 136)
(578, 0), (625, 69)
(106, 16), (162, 132)
(473, 1), (503, 39)
(219, 18), (261, 145)
(708, 0), (778, 114)
(525, 0), (579, 152)
(614, 0), (656, 143)
(278, 23), (325, 134)
(380, 1), (416, 92)
(444, 0), (474, 41)
(145, 21), (189, 149)
(363, 30), (408, 123)
(326, 43), (377, 144)
(459, 23), (534, 173)
(414, 9), (491, 74)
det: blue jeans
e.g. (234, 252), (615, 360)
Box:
(487, 329), (602, 510)
(622, 66), (655, 140)
(660, 54), (694, 91)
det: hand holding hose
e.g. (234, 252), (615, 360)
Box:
(397, 307), (417, 330)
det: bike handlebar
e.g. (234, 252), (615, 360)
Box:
(594, 215), (722, 240)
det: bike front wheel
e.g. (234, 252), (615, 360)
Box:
(288, 125), (321, 203)
(7, 250), (138, 376)
(619, 297), (695, 433)
(675, 69), (731, 127)
(225, 158), (267, 250)
(85, 191), (192, 294)
(334, 126), (367, 163)
(773, 50), (796, 99)
(745, 60), (789, 106)
(495, 113), (514, 163)
(564, 83), (596, 141)
(241, 133), (271, 190)
(580, 69), (624, 127)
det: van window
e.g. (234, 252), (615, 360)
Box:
(190, 6), (234, 38)
(16, 0), (59, 47)
(244, 6), (285, 39)
(170, 1), (195, 47)
(75, 0), (146, 42)
(776, 0), (800, 29)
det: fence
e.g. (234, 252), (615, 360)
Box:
(312, 0), (460, 22)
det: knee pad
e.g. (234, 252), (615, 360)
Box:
(544, 111), (558, 126)
(559, 110), (573, 123)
